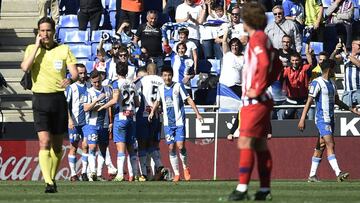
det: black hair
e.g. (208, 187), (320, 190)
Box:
(116, 61), (128, 77)
(38, 17), (56, 31)
(320, 59), (335, 71)
(290, 52), (302, 59)
(90, 69), (101, 79)
(178, 28), (189, 36)
(76, 63), (86, 68)
(319, 51), (329, 58)
(161, 66), (173, 75)
(176, 42), (187, 52)
(229, 37), (242, 54)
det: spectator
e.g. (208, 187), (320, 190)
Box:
(134, 10), (167, 73)
(163, 0), (183, 22)
(108, 46), (137, 81)
(219, 26), (244, 98)
(116, 20), (135, 46)
(59, 0), (80, 15)
(310, 51), (330, 81)
(201, 3), (228, 59)
(280, 46), (316, 119)
(78, 0), (103, 31)
(325, 0), (354, 51)
(332, 37), (360, 107)
(282, 0), (305, 30)
(175, 0), (207, 59)
(173, 28), (198, 73)
(279, 35), (296, 67)
(265, 5), (302, 53)
(120, 0), (143, 29)
(38, 0), (59, 25)
(304, 0), (324, 42)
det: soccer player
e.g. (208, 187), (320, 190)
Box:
(228, 2), (274, 201)
(298, 59), (360, 182)
(98, 62), (140, 181)
(83, 70), (110, 181)
(148, 66), (203, 182)
(66, 63), (89, 181)
(136, 63), (168, 181)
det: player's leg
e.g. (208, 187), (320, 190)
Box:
(68, 127), (80, 181)
(175, 126), (190, 181)
(86, 127), (99, 181)
(308, 137), (325, 182)
(96, 127), (110, 180)
(126, 121), (140, 181)
(81, 137), (89, 181)
(150, 118), (166, 181)
(112, 120), (126, 181)
(105, 146), (117, 176)
(165, 126), (180, 181)
(137, 117), (149, 180)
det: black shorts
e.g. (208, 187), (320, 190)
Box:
(32, 92), (68, 135)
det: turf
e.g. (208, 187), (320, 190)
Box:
(0, 180), (360, 203)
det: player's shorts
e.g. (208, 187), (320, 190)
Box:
(68, 125), (84, 143)
(98, 127), (110, 145)
(113, 116), (136, 144)
(82, 125), (102, 145)
(164, 125), (185, 144)
(32, 92), (68, 135)
(316, 121), (334, 137)
(239, 100), (273, 138)
(136, 116), (161, 142)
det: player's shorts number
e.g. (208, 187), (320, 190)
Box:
(88, 133), (98, 142)
(69, 133), (81, 141)
(165, 134), (175, 143)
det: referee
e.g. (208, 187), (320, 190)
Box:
(20, 17), (78, 193)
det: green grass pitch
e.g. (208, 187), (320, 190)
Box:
(0, 180), (360, 203)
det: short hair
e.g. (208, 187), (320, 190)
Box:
(176, 42), (187, 52)
(38, 17), (55, 31)
(161, 66), (173, 75)
(241, 2), (267, 30)
(178, 28), (189, 36)
(272, 5), (284, 12)
(282, 34), (292, 40)
(76, 63), (86, 68)
(90, 69), (101, 79)
(319, 51), (329, 58)
(147, 10), (158, 17)
(116, 61), (128, 77)
(214, 5), (223, 11)
(320, 59), (335, 71)
(136, 67), (147, 75)
(290, 52), (302, 59)
(118, 46), (128, 54)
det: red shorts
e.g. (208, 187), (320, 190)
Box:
(239, 100), (273, 138)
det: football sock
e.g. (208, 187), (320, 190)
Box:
(38, 150), (53, 185)
(130, 153), (139, 176)
(328, 154), (341, 176)
(236, 184), (248, 192)
(256, 150), (272, 189)
(105, 147), (115, 169)
(81, 153), (88, 174)
(127, 154), (134, 178)
(238, 149), (254, 185)
(139, 150), (147, 176)
(68, 154), (77, 176)
(116, 152), (125, 178)
(169, 151), (180, 176)
(88, 149), (96, 174)
(97, 153), (105, 177)
(179, 148), (188, 169)
(309, 157), (321, 177)
(150, 147), (163, 169)
(50, 148), (63, 180)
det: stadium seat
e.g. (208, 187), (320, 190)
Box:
(58, 15), (79, 28)
(265, 12), (275, 24)
(90, 30), (114, 43)
(64, 30), (90, 44)
(191, 74), (199, 88)
(207, 59), (221, 75)
(102, 0), (110, 9)
(109, 0), (116, 11)
(68, 44), (92, 60)
(109, 11), (116, 29)
(354, 8), (360, 21)
(322, 0), (332, 7)
(58, 28), (78, 43)
(85, 61), (95, 74)
(198, 59), (212, 73)
(301, 42), (323, 56)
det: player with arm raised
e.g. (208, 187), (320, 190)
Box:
(298, 59), (360, 182)
(98, 62), (140, 181)
(148, 66), (203, 182)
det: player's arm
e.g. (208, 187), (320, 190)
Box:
(298, 95), (313, 131)
(186, 97), (203, 122)
(68, 109), (75, 130)
(98, 89), (119, 111)
(148, 100), (160, 121)
(335, 95), (360, 115)
(84, 93), (106, 112)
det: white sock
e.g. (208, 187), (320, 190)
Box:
(116, 152), (125, 178)
(309, 157), (321, 177)
(105, 147), (115, 169)
(97, 153), (105, 177)
(81, 153), (88, 174)
(328, 154), (341, 176)
(179, 148), (188, 169)
(236, 184), (248, 192)
(88, 150), (96, 174)
(130, 153), (139, 177)
(68, 155), (77, 176)
(127, 154), (133, 177)
(139, 150), (147, 176)
(150, 148), (163, 169)
(169, 152), (179, 176)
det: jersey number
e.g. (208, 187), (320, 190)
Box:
(151, 85), (159, 102)
(122, 90), (135, 107)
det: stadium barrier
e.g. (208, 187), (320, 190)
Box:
(0, 111), (360, 181)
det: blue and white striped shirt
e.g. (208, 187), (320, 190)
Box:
(65, 83), (87, 126)
(344, 55), (360, 91)
(84, 87), (108, 127)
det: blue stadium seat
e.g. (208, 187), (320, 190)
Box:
(198, 59), (212, 73)
(58, 28), (78, 43)
(322, 0), (332, 7)
(102, 0), (110, 9)
(207, 59), (221, 75)
(90, 30), (114, 43)
(58, 15), (79, 28)
(191, 74), (199, 88)
(68, 44), (92, 60)
(91, 43), (112, 60)
(109, 0), (116, 11)
(109, 11), (116, 29)
(85, 61), (95, 74)
(301, 42), (323, 56)
(64, 30), (90, 44)
(354, 8), (359, 21)
(265, 12), (275, 25)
